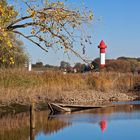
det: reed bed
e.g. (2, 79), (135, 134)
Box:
(0, 69), (139, 105)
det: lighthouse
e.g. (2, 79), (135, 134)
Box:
(98, 40), (107, 68)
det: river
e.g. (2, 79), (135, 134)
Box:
(0, 101), (140, 140)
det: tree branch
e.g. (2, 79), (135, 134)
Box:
(47, 28), (90, 64)
(7, 15), (32, 28)
(12, 31), (48, 52)
(7, 22), (38, 30)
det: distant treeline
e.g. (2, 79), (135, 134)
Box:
(32, 62), (59, 70)
(32, 57), (140, 73)
(105, 57), (140, 73)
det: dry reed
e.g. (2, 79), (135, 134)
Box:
(0, 69), (139, 105)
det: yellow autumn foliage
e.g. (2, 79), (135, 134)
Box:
(0, 0), (93, 65)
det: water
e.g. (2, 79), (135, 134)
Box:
(0, 101), (140, 140)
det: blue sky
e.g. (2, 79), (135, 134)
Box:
(92, 0), (140, 60)
(8, 0), (140, 66)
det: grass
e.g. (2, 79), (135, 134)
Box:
(0, 68), (139, 105)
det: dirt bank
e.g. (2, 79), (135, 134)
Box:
(0, 89), (139, 107)
(54, 90), (139, 105)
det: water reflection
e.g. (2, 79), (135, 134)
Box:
(99, 120), (107, 133)
(0, 103), (140, 140)
(0, 110), (71, 140)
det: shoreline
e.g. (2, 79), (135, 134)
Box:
(0, 89), (139, 114)
(0, 69), (139, 113)
(0, 90), (138, 106)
